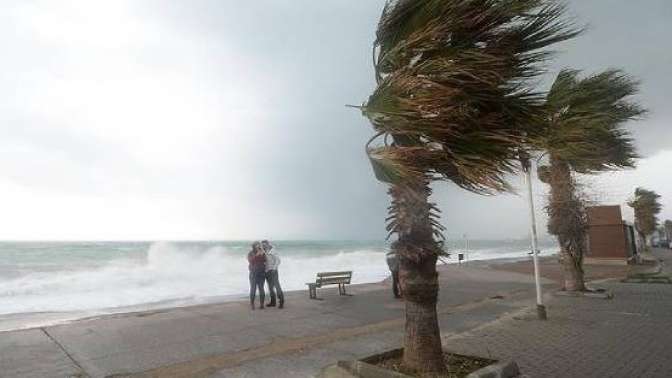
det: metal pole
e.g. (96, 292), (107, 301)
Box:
(524, 160), (547, 320)
(464, 234), (469, 265)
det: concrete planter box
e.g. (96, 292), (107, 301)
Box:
(319, 348), (520, 378)
(554, 289), (614, 299)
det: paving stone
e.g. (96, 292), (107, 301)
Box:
(444, 249), (672, 378)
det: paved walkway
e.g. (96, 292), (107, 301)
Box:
(0, 263), (545, 378)
(446, 248), (672, 378)
(4, 251), (666, 378)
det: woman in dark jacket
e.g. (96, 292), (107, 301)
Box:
(247, 241), (266, 310)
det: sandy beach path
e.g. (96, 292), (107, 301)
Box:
(0, 257), (615, 378)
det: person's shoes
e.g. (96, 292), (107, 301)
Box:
(259, 305), (265, 310)
(251, 304), (255, 310)
(278, 303), (284, 309)
(266, 303), (276, 307)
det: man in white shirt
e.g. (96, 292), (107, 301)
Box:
(262, 240), (284, 309)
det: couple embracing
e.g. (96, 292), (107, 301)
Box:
(247, 240), (284, 310)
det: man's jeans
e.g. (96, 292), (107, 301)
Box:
(265, 270), (284, 306)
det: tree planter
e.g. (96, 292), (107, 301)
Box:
(622, 271), (672, 284)
(319, 348), (520, 378)
(554, 288), (614, 299)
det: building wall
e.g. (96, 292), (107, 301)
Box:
(586, 205), (630, 261)
(587, 206), (622, 226)
(586, 224), (629, 259)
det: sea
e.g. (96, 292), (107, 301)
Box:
(0, 239), (557, 331)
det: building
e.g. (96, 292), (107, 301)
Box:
(585, 205), (638, 265)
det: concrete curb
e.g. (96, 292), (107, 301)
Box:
(319, 352), (520, 378)
(319, 360), (413, 378)
(554, 290), (613, 299)
(466, 360), (520, 378)
(621, 277), (672, 284)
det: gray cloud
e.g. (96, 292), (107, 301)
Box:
(0, 1), (670, 240)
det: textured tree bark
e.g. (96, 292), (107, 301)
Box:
(637, 230), (646, 254)
(400, 256), (443, 372)
(548, 155), (587, 292)
(561, 255), (585, 292)
(388, 180), (445, 373)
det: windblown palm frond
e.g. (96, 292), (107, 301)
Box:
(628, 187), (662, 237)
(536, 69), (646, 173)
(362, 0), (581, 193)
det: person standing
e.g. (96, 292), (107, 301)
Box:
(386, 250), (402, 299)
(247, 241), (266, 310)
(262, 240), (284, 309)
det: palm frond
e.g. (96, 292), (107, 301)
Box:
(362, 0), (581, 192)
(535, 68), (647, 173)
(628, 187), (663, 236)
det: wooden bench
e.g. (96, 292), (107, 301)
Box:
(306, 271), (353, 300)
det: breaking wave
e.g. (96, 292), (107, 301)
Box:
(0, 242), (389, 316)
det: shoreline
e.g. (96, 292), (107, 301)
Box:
(0, 253), (554, 333)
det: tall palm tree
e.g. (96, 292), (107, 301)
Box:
(628, 187), (662, 251)
(359, 0), (579, 372)
(664, 220), (672, 242)
(534, 69), (645, 292)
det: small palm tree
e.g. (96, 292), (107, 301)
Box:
(534, 69), (645, 292)
(664, 220), (672, 242)
(628, 187), (662, 251)
(359, 0), (578, 372)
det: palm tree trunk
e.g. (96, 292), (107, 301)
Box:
(547, 155), (586, 292)
(638, 231), (649, 252)
(388, 179), (444, 373)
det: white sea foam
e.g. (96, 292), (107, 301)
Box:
(0, 242), (390, 316)
(0, 240), (557, 331)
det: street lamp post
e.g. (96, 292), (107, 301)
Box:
(522, 156), (547, 320)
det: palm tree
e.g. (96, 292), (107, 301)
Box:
(628, 187), (662, 251)
(664, 220), (672, 243)
(534, 70), (645, 292)
(358, 0), (579, 372)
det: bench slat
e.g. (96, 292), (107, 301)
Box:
(317, 271), (352, 277)
(317, 277), (351, 285)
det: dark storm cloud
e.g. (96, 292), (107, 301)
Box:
(0, 1), (670, 240)
(554, 0), (672, 155)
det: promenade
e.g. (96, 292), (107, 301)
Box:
(448, 248), (672, 378)
(0, 262), (543, 378)
(3, 251), (671, 377)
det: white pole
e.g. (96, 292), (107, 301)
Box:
(464, 234), (469, 265)
(524, 160), (547, 320)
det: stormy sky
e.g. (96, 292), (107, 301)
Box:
(0, 0), (670, 241)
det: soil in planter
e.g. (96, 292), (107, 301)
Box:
(371, 352), (496, 378)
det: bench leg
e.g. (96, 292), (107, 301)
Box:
(339, 284), (353, 296)
(308, 284), (322, 300)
